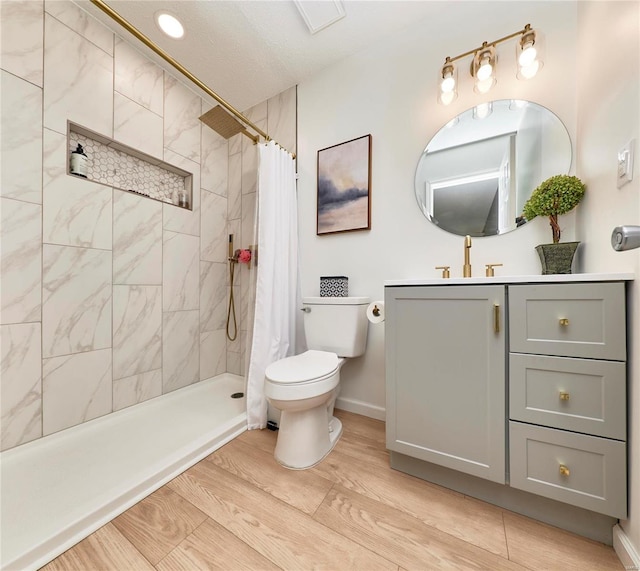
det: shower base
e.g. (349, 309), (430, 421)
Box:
(0, 374), (247, 571)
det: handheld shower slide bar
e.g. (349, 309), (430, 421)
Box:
(227, 234), (238, 341)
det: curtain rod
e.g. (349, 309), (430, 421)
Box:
(89, 0), (295, 158)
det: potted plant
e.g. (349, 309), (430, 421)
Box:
(522, 174), (586, 274)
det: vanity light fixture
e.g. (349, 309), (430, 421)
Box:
(516, 26), (543, 79)
(472, 45), (496, 93)
(438, 57), (458, 105)
(155, 11), (184, 39)
(437, 24), (543, 105)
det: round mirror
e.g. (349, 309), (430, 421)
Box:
(415, 100), (571, 237)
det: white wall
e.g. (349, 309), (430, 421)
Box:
(298, 1), (578, 416)
(575, 0), (640, 560)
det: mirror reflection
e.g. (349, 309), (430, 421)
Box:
(415, 100), (571, 237)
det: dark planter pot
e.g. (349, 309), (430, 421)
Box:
(535, 242), (580, 275)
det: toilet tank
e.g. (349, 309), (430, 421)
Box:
(302, 296), (370, 357)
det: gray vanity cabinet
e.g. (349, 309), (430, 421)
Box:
(385, 285), (506, 484)
(385, 279), (628, 520)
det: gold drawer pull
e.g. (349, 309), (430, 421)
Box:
(559, 391), (570, 401)
(494, 304), (500, 334)
(559, 464), (570, 477)
(559, 318), (570, 326)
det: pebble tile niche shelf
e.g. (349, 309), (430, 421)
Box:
(68, 123), (192, 209)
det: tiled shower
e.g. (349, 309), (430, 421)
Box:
(0, 0), (296, 452)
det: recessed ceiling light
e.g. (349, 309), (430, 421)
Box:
(155, 11), (184, 39)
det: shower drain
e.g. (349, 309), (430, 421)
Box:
(230, 392), (244, 399)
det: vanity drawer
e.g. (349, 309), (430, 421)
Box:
(509, 283), (626, 360)
(509, 422), (627, 518)
(509, 354), (626, 439)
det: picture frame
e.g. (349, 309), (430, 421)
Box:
(317, 134), (371, 235)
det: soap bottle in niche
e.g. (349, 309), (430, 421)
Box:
(69, 144), (88, 178)
(177, 189), (189, 208)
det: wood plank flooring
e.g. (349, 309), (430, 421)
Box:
(42, 410), (623, 570)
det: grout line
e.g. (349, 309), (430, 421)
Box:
(40, 9), (46, 441)
(110, 26), (116, 413)
(111, 186), (114, 414)
(44, 6), (114, 58)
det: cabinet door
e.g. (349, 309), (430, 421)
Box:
(385, 286), (505, 484)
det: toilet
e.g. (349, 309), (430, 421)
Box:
(264, 296), (370, 469)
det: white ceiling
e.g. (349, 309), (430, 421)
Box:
(80, 0), (454, 111)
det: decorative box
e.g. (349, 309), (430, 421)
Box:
(320, 276), (348, 297)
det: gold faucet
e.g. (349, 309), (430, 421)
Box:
(463, 235), (472, 277)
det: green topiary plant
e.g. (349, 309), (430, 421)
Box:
(522, 175), (586, 243)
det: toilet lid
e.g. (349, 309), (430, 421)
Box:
(265, 350), (339, 384)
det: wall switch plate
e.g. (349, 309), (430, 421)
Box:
(617, 139), (635, 188)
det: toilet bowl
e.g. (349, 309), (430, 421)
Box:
(265, 350), (345, 469)
(264, 296), (370, 470)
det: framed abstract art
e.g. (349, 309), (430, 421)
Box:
(317, 135), (371, 235)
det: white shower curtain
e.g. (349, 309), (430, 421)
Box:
(246, 141), (301, 429)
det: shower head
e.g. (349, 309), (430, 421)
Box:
(199, 105), (258, 142)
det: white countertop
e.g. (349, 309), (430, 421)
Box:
(384, 272), (635, 287)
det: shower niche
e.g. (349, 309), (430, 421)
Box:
(67, 122), (193, 209)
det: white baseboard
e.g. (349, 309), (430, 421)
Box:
(614, 524), (640, 570)
(335, 396), (386, 421)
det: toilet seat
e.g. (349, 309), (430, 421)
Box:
(265, 350), (338, 385)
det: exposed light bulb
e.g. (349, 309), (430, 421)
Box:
(440, 61), (456, 93)
(519, 60), (540, 79)
(475, 77), (495, 93)
(476, 57), (493, 81)
(156, 12), (184, 39)
(439, 90), (456, 106)
(519, 42), (537, 67)
(440, 75), (456, 93)
(438, 60), (457, 105)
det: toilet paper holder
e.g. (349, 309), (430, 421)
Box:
(367, 301), (385, 324)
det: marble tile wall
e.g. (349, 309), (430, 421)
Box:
(0, 323), (42, 450)
(112, 191), (162, 285)
(42, 244), (112, 358)
(1, 69), (43, 203)
(0, 0), (297, 451)
(43, 129), (113, 249)
(112, 285), (162, 380)
(0, 0), (232, 450)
